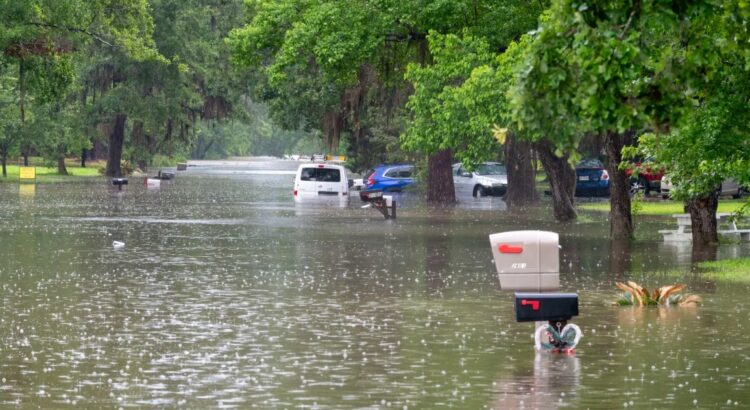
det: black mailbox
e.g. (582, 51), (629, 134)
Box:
(112, 178), (128, 191)
(514, 292), (578, 322)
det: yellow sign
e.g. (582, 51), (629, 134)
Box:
(19, 166), (36, 180)
(325, 155), (346, 162)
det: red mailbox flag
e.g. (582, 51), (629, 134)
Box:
(521, 299), (540, 311)
(499, 244), (523, 254)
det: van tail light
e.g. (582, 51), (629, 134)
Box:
(342, 191), (347, 196)
(601, 170), (609, 180)
(293, 190), (298, 197)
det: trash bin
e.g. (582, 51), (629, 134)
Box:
(489, 230), (559, 291)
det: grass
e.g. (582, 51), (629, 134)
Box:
(577, 198), (749, 215)
(1, 159), (103, 183)
(629, 258), (750, 285)
(696, 258), (750, 283)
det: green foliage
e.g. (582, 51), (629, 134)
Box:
(228, 0), (546, 169)
(402, 31), (495, 157)
(509, 0), (725, 153)
(632, 56), (750, 201)
(150, 154), (184, 167)
(27, 101), (91, 168)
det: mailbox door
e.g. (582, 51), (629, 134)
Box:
(490, 231), (541, 273)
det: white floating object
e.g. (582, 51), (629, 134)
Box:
(145, 178), (161, 188)
(112, 241), (125, 249)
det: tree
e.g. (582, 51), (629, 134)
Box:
(1, 0), (163, 175)
(402, 32), (495, 204)
(509, 0), (726, 238)
(229, 0), (546, 203)
(635, 58), (750, 245)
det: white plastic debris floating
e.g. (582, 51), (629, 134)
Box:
(112, 241), (125, 249)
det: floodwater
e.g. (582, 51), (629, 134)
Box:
(1, 158), (749, 408)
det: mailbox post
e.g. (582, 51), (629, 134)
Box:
(489, 230), (582, 353)
(360, 189), (396, 219)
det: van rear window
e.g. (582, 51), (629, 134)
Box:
(300, 167), (341, 182)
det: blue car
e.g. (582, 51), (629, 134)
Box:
(359, 164), (415, 199)
(575, 159), (609, 197)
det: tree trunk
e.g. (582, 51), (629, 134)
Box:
(504, 132), (538, 209)
(132, 121), (147, 171)
(535, 140), (576, 221)
(686, 193), (719, 245)
(603, 131), (634, 239)
(1, 155), (6, 177)
(19, 61), (29, 167)
(19, 61), (26, 125)
(57, 146), (68, 175)
(427, 149), (455, 204)
(105, 114), (127, 177)
(81, 148), (86, 167)
(91, 140), (106, 160)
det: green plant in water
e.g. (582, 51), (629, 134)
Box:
(614, 281), (701, 307)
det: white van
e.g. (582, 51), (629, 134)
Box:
(293, 163), (350, 203)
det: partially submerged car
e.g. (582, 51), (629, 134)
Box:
(293, 163), (350, 203)
(359, 164), (415, 200)
(452, 162), (508, 197)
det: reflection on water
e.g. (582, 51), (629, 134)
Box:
(19, 183), (36, 198)
(493, 353), (581, 409)
(1, 159), (750, 408)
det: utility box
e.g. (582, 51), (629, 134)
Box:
(514, 292), (578, 322)
(489, 230), (559, 291)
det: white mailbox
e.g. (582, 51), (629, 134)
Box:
(489, 230), (559, 291)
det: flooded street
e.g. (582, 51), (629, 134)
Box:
(2, 158), (749, 408)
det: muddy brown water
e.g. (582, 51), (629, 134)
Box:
(1, 158), (749, 408)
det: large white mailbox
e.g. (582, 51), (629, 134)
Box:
(489, 230), (559, 291)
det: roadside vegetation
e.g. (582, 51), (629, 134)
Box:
(696, 258), (750, 284)
(0, 157), (101, 183)
(578, 199), (749, 217)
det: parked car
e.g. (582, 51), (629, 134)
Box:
(625, 158), (664, 196)
(359, 164), (415, 200)
(452, 162), (508, 197)
(293, 163), (350, 203)
(661, 175), (748, 199)
(575, 159), (609, 197)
